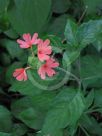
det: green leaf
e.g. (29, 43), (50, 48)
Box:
(8, 0), (51, 35)
(83, 0), (102, 14)
(11, 92), (55, 129)
(0, 53), (11, 66)
(9, 79), (43, 96)
(52, 0), (70, 13)
(77, 20), (102, 46)
(4, 28), (18, 39)
(41, 88), (85, 136)
(80, 55), (102, 88)
(94, 89), (102, 107)
(0, 132), (11, 136)
(85, 90), (94, 109)
(0, 0), (9, 13)
(0, 39), (27, 61)
(47, 15), (68, 38)
(0, 105), (12, 133)
(64, 19), (78, 46)
(12, 123), (28, 136)
(80, 115), (102, 136)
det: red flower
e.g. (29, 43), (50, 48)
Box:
(17, 33), (40, 48)
(37, 39), (52, 62)
(13, 68), (27, 81)
(38, 58), (59, 79)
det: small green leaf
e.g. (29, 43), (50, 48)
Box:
(64, 19), (78, 46)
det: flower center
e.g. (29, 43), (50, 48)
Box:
(39, 50), (42, 54)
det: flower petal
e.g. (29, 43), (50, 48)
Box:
(23, 33), (31, 42)
(38, 66), (46, 79)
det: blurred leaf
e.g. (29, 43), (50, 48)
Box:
(83, 0), (102, 14)
(0, 53), (11, 66)
(94, 89), (102, 107)
(12, 123), (28, 136)
(80, 115), (102, 136)
(0, 39), (27, 61)
(52, 0), (70, 13)
(0, 132), (11, 136)
(4, 28), (18, 39)
(0, 105), (12, 133)
(0, 0), (9, 13)
(85, 90), (94, 109)
(47, 15), (68, 38)
(8, 0), (51, 35)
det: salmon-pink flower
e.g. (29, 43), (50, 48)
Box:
(17, 33), (40, 48)
(37, 39), (52, 62)
(38, 58), (59, 79)
(13, 68), (27, 81)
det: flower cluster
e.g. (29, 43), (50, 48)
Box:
(13, 33), (59, 81)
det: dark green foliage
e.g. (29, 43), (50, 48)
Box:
(0, 0), (102, 136)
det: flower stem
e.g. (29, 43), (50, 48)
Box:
(25, 66), (31, 70)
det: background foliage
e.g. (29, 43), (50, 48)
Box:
(0, 0), (102, 136)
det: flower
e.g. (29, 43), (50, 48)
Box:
(37, 39), (52, 62)
(17, 33), (40, 48)
(13, 68), (27, 81)
(38, 58), (59, 79)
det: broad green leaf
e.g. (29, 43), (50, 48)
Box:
(47, 14), (68, 38)
(41, 88), (85, 136)
(64, 19), (78, 46)
(8, 0), (51, 35)
(0, 105), (12, 133)
(9, 79), (43, 96)
(80, 55), (102, 88)
(18, 108), (44, 129)
(77, 20), (102, 46)
(11, 92), (55, 129)
(52, 0), (70, 13)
